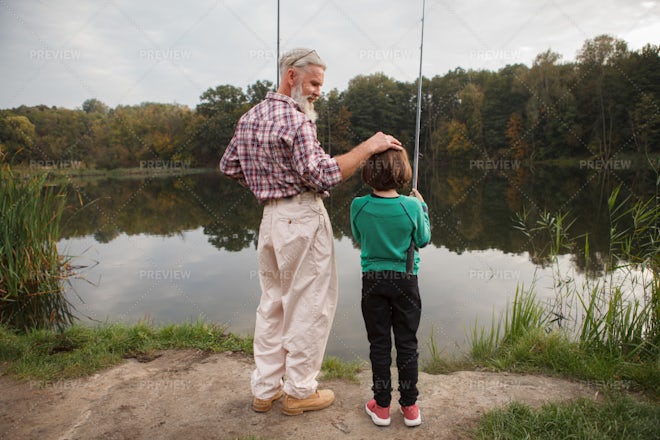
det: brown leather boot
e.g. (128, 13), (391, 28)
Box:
(281, 389), (335, 415)
(252, 389), (284, 412)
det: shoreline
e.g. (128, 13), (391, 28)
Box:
(0, 348), (601, 440)
(8, 165), (218, 181)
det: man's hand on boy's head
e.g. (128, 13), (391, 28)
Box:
(367, 132), (403, 155)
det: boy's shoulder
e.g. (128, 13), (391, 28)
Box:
(350, 194), (371, 210)
(399, 194), (424, 209)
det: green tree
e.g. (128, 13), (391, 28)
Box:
(342, 73), (412, 144)
(482, 64), (529, 155)
(195, 84), (248, 165)
(522, 50), (578, 159)
(624, 44), (660, 155)
(632, 92), (660, 154)
(82, 98), (109, 114)
(575, 35), (631, 160)
(246, 80), (274, 105)
(315, 88), (354, 155)
(0, 115), (36, 162)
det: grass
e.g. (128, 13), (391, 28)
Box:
(320, 356), (365, 382)
(422, 326), (471, 374)
(0, 320), (252, 382)
(473, 396), (660, 440)
(470, 315), (660, 396)
(0, 165), (74, 331)
(473, 284), (547, 358)
(0, 320), (366, 384)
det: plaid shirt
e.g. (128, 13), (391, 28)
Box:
(220, 92), (342, 203)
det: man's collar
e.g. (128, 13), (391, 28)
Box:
(266, 91), (301, 111)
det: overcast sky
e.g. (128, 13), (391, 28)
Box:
(0, 0), (657, 109)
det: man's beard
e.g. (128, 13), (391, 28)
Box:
(291, 83), (318, 123)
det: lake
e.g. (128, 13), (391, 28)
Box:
(57, 162), (657, 361)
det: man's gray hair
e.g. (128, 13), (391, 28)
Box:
(279, 48), (326, 80)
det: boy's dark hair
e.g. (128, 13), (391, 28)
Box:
(362, 148), (413, 191)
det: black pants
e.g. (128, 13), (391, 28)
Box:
(361, 270), (421, 407)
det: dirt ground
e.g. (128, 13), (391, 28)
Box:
(0, 349), (598, 440)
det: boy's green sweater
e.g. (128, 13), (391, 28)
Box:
(350, 194), (431, 275)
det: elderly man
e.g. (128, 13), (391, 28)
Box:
(220, 48), (402, 416)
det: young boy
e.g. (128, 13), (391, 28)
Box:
(350, 148), (431, 427)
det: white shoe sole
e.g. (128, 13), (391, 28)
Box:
(400, 408), (421, 427)
(365, 403), (391, 426)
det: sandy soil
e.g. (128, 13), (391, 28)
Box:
(0, 350), (598, 440)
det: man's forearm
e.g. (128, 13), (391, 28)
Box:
(334, 141), (374, 180)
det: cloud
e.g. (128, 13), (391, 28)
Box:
(0, 0), (657, 109)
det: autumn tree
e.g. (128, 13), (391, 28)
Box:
(506, 112), (530, 161)
(457, 82), (485, 150)
(0, 114), (36, 162)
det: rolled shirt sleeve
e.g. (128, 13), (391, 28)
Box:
(219, 134), (247, 187)
(292, 120), (342, 191)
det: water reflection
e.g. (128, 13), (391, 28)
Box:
(58, 164), (656, 359)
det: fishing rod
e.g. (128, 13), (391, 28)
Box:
(407, 0), (426, 275)
(276, 0), (280, 90)
(412, 0), (425, 190)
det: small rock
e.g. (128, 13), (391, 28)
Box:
(332, 421), (350, 434)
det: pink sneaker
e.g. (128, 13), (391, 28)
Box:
(365, 399), (390, 426)
(400, 403), (421, 427)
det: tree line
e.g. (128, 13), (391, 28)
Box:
(1, 35), (658, 169)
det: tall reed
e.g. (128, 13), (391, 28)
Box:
(471, 185), (659, 379)
(470, 285), (548, 362)
(0, 164), (74, 331)
(599, 186), (660, 360)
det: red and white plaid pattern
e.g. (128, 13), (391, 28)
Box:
(220, 92), (342, 203)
